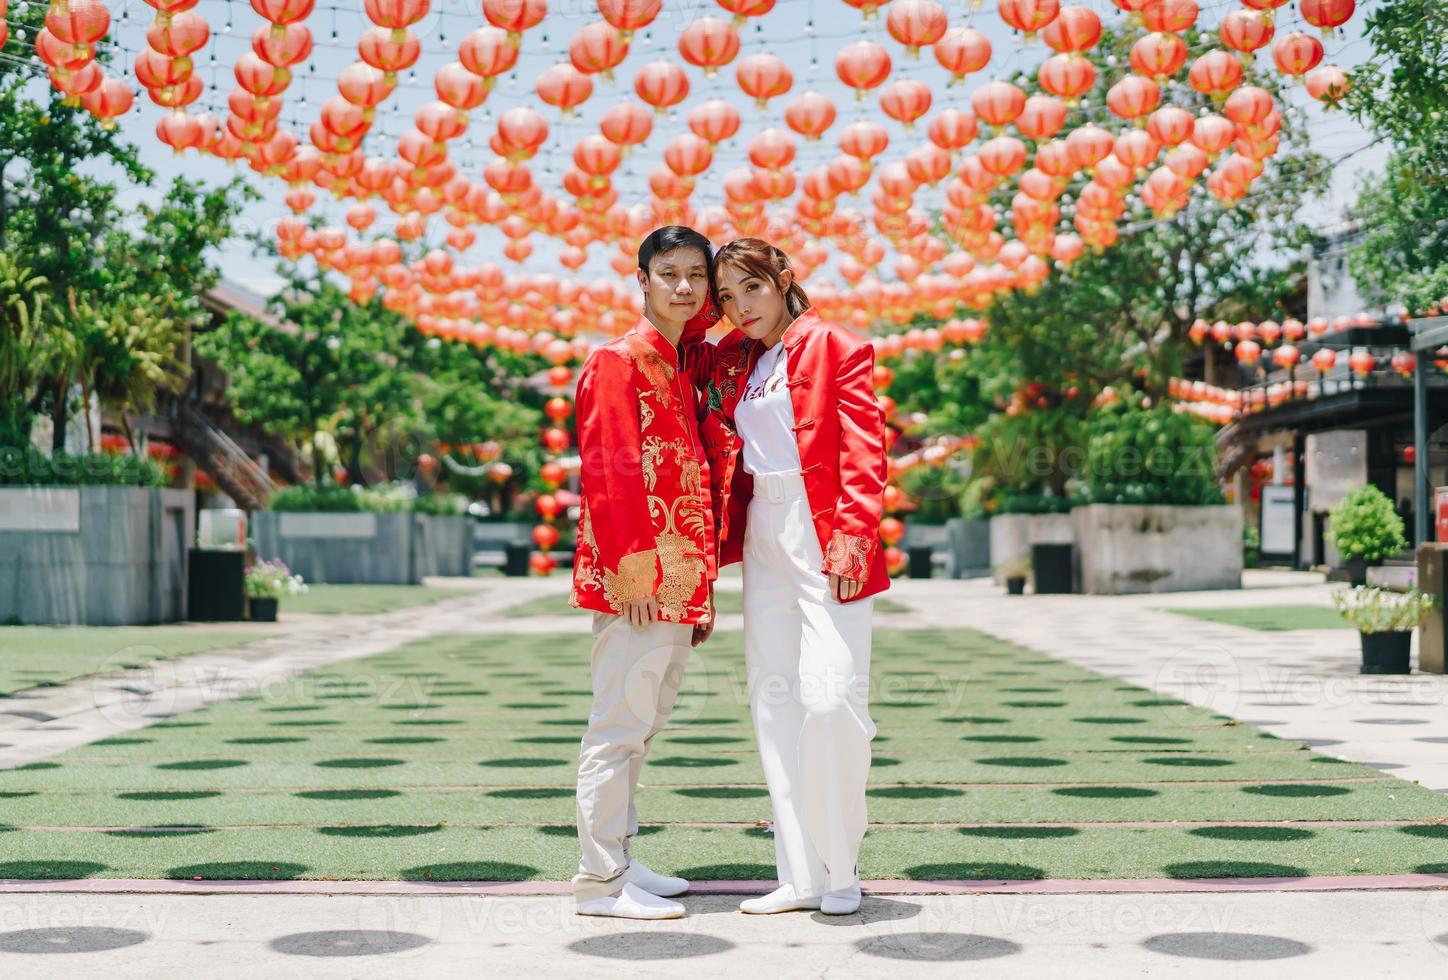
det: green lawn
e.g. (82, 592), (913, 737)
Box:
(2, 627), (1444, 881)
(1164, 605), (1351, 631)
(501, 590), (910, 618)
(0, 626), (272, 696)
(282, 584), (475, 616)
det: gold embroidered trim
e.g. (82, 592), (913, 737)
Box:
(823, 530), (873, 581)
(602, 549), (659, 610)
(654, 531), (706, 622)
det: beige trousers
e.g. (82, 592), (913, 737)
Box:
(572, 610), (694, 901)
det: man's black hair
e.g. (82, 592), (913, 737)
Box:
(637, 225), (713, 275)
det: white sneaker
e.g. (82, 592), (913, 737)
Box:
(576, 882), (685, 920)
(624, 860), (689, 898)
(820, 879), (862, 915)
(739, 884), (822, 914)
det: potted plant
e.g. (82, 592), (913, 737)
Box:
(244, 558), (308, 622)
(1331, 586), (1435, 674)
(1329, 485), (1407, 587)
(997, 556), (1031, 595)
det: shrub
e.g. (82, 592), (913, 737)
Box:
(1329, 485), (1407, 562)
(1331, 585), (1434, 633)
(268, 484), (363, 512)
(244, 558), (308, 600)
(992, 490), (1074, 515)
(0, 448), (163, 487)
(1077, 394), (1225, 506)
(412, 492), (469, 516)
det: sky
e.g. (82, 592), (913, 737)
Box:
(13, 0), (1394, 297)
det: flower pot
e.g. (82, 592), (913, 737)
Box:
(1006, 576), (1026, 595)
(249, 597), (279, 623)
(1344, 557), (1369, 587)
(1359, 630), (1411, 675)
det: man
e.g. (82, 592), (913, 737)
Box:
(569, 226), (721, 920)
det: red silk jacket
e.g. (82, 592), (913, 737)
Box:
(682, 305), (890, 602)
(569, 316), (717, 624)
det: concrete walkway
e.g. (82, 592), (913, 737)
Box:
(1, 888), (1445, 977)
(4, 571), (1448, 977)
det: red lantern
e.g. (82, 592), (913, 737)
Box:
(533, 522), (561, 549)
(1220, 10), (1274, 56)
(545, 396), (573, 421)
(1224, 88), (1273, 134)
(735, 52), (793, 110)
(1305, 65), (1350, 107)
(458, 27), (519, 81)
(484, 0), (547, 43)
(1016, 95), (1067, 141)
(1188, 50), (1243, 98)
(634, 60), (689, 113)
(1106, 74), (1161, 121)
(528, 551), (557, 576)
(884, 546), (907, 576)
(784, 91), (836, 141)
(540, 461), (567, 486)
(45, 0), (110, 45)
(998, 0), (1060, 39)
(1348, 350), (1375, 377)
(601, 101), (652, 148)
(1042, 5), (1100, 52)
(934, 27), (991, 84)
(1272, 33), (1324, 78)
(886, 0), (948, 56)
(979, 136), (1027, 177)
(1310, 347), (1336, 373)
(1142, 0), (1196, 33)
(1235, 340), (1262, 364)
(879, 516), (905, 545)
(1391, 350), (1415, 378)
(597, 0), (661, 37)
(879, 80), (932, 130)
(1129, 32), (1187, 81)
(536, 493), (563, 521)
(677, 17), (740, 77)
(542, 426), (570, 453)
(972, 80), (1027, 130)
(1147, 106), (1194, 146)
(80, 76), (135, 126)
(1037, 53), (1095, 101)
(689, 99), (741, 144)
(1300, 0), (1354, 37)
(569, 21), (629, 79)
(835, 41), (892, 100)
(1273, 344), (1301, 369)
(537, 63), (593, 116)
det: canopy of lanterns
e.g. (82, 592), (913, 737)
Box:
(23, 0), (1364, 353)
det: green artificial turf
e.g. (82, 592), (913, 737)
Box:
(0, 626), (273, 696)
(2, 628), (1444, 881)
(1163, 605), (1351, 631)
(281, 584), (475, 616)
(501, 591), (910, 618)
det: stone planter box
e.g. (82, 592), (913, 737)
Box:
(413, 514), (474, 578)
(251, 510), (418, 585)
(944, 518), (991, 578)
(0, 485), (193, 625)
(988, 512), (1074, 585)
(1070, 503), (1243, 595)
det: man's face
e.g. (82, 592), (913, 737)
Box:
(637, 246), (709, 326)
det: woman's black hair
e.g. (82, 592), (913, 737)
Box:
(637, 226), (714, 276)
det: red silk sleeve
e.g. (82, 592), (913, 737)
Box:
(822, 342), (887, 581)
(575, 348), (662, 606)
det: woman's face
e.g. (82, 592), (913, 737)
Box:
(715, 262), (791, 343)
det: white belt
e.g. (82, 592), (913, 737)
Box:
(752, 468), (806, 503)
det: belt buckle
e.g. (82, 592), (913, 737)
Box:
(763, 473), (785, 502)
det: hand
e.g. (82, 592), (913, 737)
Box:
(691, 585), (715, 647)
(829, 573), (863, 603)
(623, 596), (660, 628)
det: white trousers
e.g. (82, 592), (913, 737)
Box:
(573, 611), (693, 900)
(743, 468), (876, 897)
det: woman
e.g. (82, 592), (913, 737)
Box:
(681, 238), (890, 915)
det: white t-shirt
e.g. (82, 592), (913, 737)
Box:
(734, 341), (803, 476)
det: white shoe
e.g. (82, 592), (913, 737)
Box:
(576, 882), (685, 920)
(739, 884), (821, 915)
(820, 879), (862, 916)
(624, 860), (689, 897)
